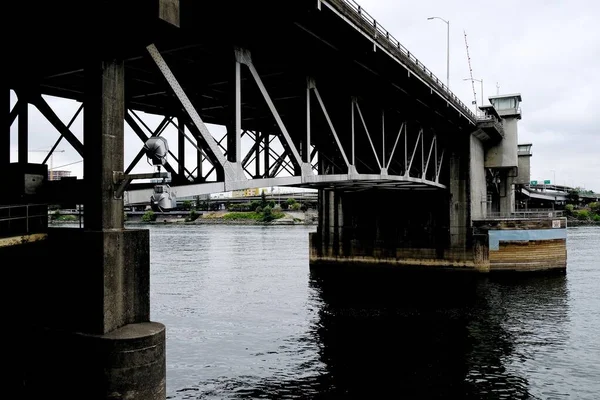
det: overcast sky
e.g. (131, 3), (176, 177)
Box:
(9, 0), (600, 191)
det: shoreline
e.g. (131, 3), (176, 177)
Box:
(124, 210), (318, 226)
(47, 213), (600, 227)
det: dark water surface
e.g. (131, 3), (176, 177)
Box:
(149, 225), (600, 399)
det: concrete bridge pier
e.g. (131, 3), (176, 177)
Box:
(12, 60), (166, 399)
(309, 132), (482, 270)
(310, 186), (452, 268)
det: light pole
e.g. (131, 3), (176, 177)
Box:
(463, 78), (484, 109)
(428, 16), (450, 89)
(550, 169), (556, 186)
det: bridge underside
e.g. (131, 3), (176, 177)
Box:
(6, 0), (475, 203)
(4, 2), (486, 397)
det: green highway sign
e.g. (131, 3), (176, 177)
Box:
(530, 180), (538, 185)
(544, 180), (551, 184)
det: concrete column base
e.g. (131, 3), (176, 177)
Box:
(20, 322), (166, 400)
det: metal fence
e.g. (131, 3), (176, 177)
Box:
(0, 204), (48, 238)
(330, 0), (477, 122)
(482, 209), (564, 220)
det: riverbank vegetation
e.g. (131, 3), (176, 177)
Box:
(565, 201), (600, 225)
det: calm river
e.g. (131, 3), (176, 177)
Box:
(148, 224), (600, 399)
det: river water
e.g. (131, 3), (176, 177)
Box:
(148, 224), (600, 399)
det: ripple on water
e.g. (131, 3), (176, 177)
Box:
(148, 224), (600, 399)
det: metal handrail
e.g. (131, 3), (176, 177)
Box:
(481, 210), (564, 220)
(0, 203), (48, 237)
(330, 0), (477, 122)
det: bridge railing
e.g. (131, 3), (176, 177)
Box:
(331, 0), (477, 122)
(0, 203), (48, 239)
(482, 209), (564, 220)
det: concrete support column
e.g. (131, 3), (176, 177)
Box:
(449, 137), (470, 249)
(327, 190), (336, 257)
(17, 59), (170, 399)
(315, 189), (344, 258)
(84, 60), (124, 230)
(500, 173), (515, 215)
(335, 193), (343, 257)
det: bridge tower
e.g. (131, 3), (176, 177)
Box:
(484, 93), (523, 215)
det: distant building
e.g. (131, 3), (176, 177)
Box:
(49, 170), (71, 181)
(231, 188), (264, 197)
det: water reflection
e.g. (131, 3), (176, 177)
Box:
(149, 225), (580, 400)
(308, 267), (569, 399)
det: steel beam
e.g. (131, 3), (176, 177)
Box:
(30, 94), (84, 157)
(125, 112), (180, 180)
(178, 117), (185, 177)
(125, 115), (171, 175)
(407, 128), (423, 177)
(305, 79), (311, 164)
(355, 100), (382, 169)
(264, 133), (270, 178)
(9, 99), (19, 127)
(423, 135), (436, 180)
(146, 44), (237, 181)
(436, 148), (445, 183)
(313, 87), (350, 168)
(382, 110), (385, 168)
(42, 103), (83, 165)
(3, 91), (10, 165)
(351, 97), (355, 166)
(239, 49), (303, 170)
(18, 97), (27, 164)
(386, 122), (405, 170)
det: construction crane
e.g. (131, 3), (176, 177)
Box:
(30, 148), (65, 180)
(463, 30), (478, 111)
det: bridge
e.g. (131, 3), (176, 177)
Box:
(4, 1), (564, 399)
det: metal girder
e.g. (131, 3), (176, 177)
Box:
(354, 100), (382, 169)
(9, 100), (19, 127)
(386, 122), (405, 170)
(423, 135), (437, 180)
(407, 128), (423, 177)
(125, 111), (180, 179)
(30, 94), (84, 157)
(18, 97), (27, 163)
(381, 110), (385, 168)
(125, 115), (171, 175)
(43, 103), (83, 165)
(270, 149), (295, 177)
(178, 117), (185, 177)
(146, 43), (239, 181)
(312, 85), (350, 168)
(351, 97), (355, 166)
(241, 131), (266, 169)
(239, 48), (303, 170)
(166, 117), (219, 179)
(436, 148), (445, 183)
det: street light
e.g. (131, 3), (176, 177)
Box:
(427, 16), (450, 89)
(463, 77), (484, 108)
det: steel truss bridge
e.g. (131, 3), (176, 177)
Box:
(7, 0), (484, 206)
